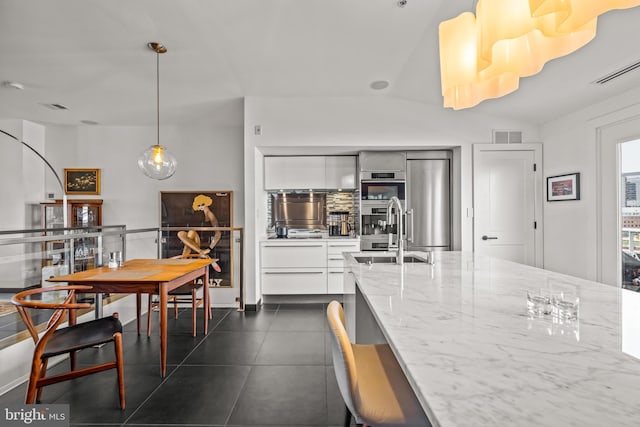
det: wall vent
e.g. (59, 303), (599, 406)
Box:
(492, 130), (523, 144)
(592, 59), (640, 85)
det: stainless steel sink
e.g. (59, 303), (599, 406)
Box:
(354, 255), (427, 264)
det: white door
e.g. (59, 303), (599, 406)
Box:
(473, 144), (543, 267)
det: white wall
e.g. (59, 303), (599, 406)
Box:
(0, 120), (46, 288)
(542, 86), (640, 284)
(243, 95), (541, 305)
(1, 100), (244, 299)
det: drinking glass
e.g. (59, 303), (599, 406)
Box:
(526, 289), (551, 316)
(552, 292), (579, 320)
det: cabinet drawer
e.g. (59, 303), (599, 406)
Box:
(261, 242), (327, 268)
(328, 256), (350, 268)
(327, 268), (345, 294)
(262, 269), (327, 294)
(327, 242), (360, 255)
(327, 242), (360, 268)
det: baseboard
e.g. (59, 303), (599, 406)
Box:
(262, 294), (344, 305)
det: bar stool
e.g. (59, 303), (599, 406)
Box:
(326, 301), (429, 427)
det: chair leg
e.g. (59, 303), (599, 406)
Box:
(173, 296), (179, 319)
(25, 356), (42, 404)
(343, 404), (352, 427)
(147, 294), (153, 337)
(70, 351), (76, 371)
(191, 289), (197, 337)
(114, 332), (126, 409)
(136, 292), (142, 335)
(35, 359), (48, 403)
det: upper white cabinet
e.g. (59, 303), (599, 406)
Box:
(264, 156), (325, 190)
(325, 156), (356, 190)
(264, 156), (356, 190)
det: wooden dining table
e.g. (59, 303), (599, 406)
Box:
(47, 258), (211, 377)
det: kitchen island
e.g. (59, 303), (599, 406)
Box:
(344, 251), (640, 427)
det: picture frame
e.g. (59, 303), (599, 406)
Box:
(160, 191), (234, 288)
(64, 168), (101, 195)
(547, 172), (580, 201)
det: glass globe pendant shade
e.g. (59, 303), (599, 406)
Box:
(137, 144), (177, 180)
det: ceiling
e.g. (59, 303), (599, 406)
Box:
(1, 0), (639, 127)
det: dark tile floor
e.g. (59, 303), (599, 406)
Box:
(0, 303), (350, 427)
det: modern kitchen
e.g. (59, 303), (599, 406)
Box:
(2, 1), (640, 426)
(258, 150), (452, 300)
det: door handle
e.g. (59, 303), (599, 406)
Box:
(482, 235), (498, 240)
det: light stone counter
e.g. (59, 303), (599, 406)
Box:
(345, 251), (640, 427)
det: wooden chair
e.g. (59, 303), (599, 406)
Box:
(11, 285), (125, 409)
(139, 254), (214, 337)
(326, 301), (428, 427)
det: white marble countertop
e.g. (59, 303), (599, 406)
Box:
(345, 251), (640, 427)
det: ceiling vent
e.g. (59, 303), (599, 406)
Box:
(41, 103), (69, 111)
(592, 59), (640, 85)
(492, 130), (523, 144)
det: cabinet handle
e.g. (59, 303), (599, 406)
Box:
(263, 271), (324, 275)
(330, 244), (357, 247)
(328, 271), (344, 274)
(328, 257), (344, 260)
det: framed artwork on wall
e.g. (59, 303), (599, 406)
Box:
(160, 191), (234, 287)
(547, 172), (580, 201)
(64, 168), (100, 195)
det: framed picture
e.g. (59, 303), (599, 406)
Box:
(160, 191), (234, 288)
(64, 168), (100, 195)
(547, 172), (580, 201)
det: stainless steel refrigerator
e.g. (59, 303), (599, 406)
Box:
(406, 152), (451, 251)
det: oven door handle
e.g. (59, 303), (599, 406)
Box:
(407, 209), (414, 243)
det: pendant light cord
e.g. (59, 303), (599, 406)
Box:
(156, 48), (160, 146)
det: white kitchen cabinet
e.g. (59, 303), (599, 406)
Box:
(325, 156), (356, 190)
(260, 239), (359, 295)
(264, 155), (356, 190)
(261, 241), (327, 268)
(326, 240), (360, 293)
(264, 156), (325, 190)
(261, 241), (328, 294)
(262, 269), (327, 294)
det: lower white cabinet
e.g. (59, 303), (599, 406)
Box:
(326, 241), (360, 294)
(260, 239), (359, 295)
(262, 269), (327, 294)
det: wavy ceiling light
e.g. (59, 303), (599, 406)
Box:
(529, 0), (640, 31)
(439, 0), (640, 110)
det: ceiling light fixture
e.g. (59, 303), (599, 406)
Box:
(137, 42), (177, 180)
(438, 0), (640, 110)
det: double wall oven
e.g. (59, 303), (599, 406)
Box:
(359, 152), (406, 251)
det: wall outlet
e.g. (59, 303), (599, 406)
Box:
(254, 125), (261, 135)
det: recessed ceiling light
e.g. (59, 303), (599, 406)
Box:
(2, 81), (25, 90)
(80, 120), (99, 125)
(370, 80), (389, 90)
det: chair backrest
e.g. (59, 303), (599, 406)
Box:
(326, 300), (359, 418)
(11, 285), (93, 345)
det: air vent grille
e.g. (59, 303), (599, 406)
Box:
(492, 130), (523, 144)
(41, 103), (69, 111)
(592, 59), (640, 85)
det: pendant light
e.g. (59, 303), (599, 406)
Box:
(438, 0), (640, 110)
(137, 42), (177, 180)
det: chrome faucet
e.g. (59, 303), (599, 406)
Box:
(386, 196), (404, 265)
